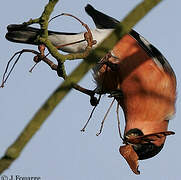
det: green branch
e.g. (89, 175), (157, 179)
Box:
(24, 1), (94, 79)
(0, 0), (162, 174)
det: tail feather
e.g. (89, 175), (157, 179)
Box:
(6, 24), (40, 45)
(5, 24), (78, 45)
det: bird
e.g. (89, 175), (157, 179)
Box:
(5, 4), (176, 175)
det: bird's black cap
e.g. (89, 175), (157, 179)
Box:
(125, 128), (164, 160)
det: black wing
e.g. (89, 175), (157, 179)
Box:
(85, 4), (119, 29)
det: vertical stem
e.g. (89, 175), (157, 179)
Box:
(39, 0), (59, 38)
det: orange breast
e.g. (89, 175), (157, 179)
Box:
(94, 34), (176, 136)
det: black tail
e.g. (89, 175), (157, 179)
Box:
(85, 4), (119, 29)
(6, 24), (42, 45)
(5, 24), (77, 45)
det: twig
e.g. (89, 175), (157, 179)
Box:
(81, 94), (102, 132)
(0, 49), (39, 88)
(96, 98), (115, 136)
(116, 103), (124, 141)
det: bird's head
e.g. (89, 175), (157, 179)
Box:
(124, 128), (165, 160)
(119, 128), (175, 174)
